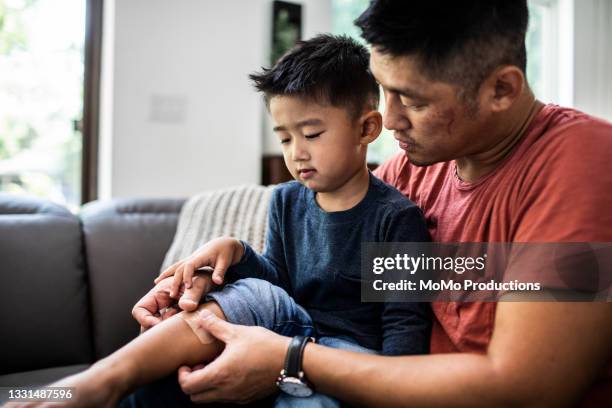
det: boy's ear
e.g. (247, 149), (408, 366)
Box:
(359, 111), (383, 145)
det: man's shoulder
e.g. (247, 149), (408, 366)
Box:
(520, 105), (612, 174)
(530, 104), (612, 146)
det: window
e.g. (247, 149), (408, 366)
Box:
(0, 0), (85, 211)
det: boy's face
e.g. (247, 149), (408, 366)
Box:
(269, 96), (366, 193)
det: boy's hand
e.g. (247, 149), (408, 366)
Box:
(132, 276), (179, 330)
(132, 273), (215, 329)
(154, 237), (245, 298)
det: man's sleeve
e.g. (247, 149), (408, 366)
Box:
(514, 122), (612, 242)
(381, 204), (432, 355)
(225, 189), (292, 292)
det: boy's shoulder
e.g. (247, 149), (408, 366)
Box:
(369, 173), (419, 212)
(271, 180), (306, 204)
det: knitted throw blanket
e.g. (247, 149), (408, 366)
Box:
(161, 184), (275, 271)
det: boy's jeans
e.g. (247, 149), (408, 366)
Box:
(206, 278), (378, 407)
(122, 278), (377, 408)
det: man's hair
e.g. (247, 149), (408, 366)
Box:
(355, 0), (529, 102)
(249, 34), (379, 118)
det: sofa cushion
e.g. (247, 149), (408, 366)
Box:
(0, 194), (93, 374)
(81, 198), (184, 358)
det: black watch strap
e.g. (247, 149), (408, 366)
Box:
(284, 336), (314, 377)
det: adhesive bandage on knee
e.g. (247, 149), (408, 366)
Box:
(180, 310), (215, 344)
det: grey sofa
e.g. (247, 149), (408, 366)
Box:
(0, 193), (185, 387)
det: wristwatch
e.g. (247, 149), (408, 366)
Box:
(276, 335), (315, 397)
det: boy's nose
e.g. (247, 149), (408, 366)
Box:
(291, 141), (309, 161)
(383, 94), (411, 132)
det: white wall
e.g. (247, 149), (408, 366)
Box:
(99, 0), (332, 199)
(543, 0), (612, 121)
(572, 0), (612, 121)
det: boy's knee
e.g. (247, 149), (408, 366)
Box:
(178, 302), (225, 344)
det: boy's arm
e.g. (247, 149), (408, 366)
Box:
(381, 204), (432, 355)
(225, 190), (292, 291)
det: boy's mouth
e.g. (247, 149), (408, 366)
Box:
(297, 168), (316, 179)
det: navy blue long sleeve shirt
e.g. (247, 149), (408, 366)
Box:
(226, 173), (431, 355)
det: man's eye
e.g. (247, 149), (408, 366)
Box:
(280, 138), (290, 144)
(402, 102), (426, 111)
(305, 132), (323, 139)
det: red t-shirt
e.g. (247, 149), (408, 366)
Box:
(374, 104), (612, 405)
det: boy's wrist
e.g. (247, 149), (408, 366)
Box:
(233, 239), (246, 264)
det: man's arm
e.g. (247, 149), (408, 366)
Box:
(185, 300), (612, 407)
(303, 300), (612, 407)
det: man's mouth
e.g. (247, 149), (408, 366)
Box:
(395, 135), (418, 151)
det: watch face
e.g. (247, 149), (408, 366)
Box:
(278, 377), (313, 397)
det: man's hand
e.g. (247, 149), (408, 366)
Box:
(177, 310), (291, 404)
(132, 273), (215, 329)
(155, 237), (245, 298)
(132, 276), (178, 330)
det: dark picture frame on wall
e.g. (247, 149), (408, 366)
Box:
(263, 1), (303, 185)
(271, 1), (302, 64)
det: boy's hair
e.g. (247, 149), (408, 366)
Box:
(249, 34), (379, 119)
(355, 0), (528, 107)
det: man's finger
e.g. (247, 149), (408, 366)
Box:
(197, 309), (235, 343)
(178, 365), (218, 395)
(132, 308), (161, 328)
(161, 306), (179, 321)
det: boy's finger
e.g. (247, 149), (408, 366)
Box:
(182, 260), (198, 289)
(155, 261), (181, 283)
(179, 275), (209, 311)
(212, 258), (229, 285)
(171, 266), (184, 298)
(183, 265), (196, 290)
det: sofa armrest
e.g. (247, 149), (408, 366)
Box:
(81, 198), (184, 358)
(0, 194), (92, 374)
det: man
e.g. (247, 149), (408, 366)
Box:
(132, 1), (612, 406)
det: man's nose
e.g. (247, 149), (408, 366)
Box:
(383, 93), (410, 131)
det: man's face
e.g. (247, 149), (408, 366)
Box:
(370, 48), (488, 166)
(269, 96), (365, 192)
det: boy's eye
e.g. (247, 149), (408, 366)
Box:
(280, 138), (290, 144)
(304, 132), (323, 139)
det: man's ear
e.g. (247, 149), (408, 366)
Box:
(482, 65), (526, 113)
(359, 111), (383, 145)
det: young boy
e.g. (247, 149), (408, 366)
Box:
(30, 34), (430, 408)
